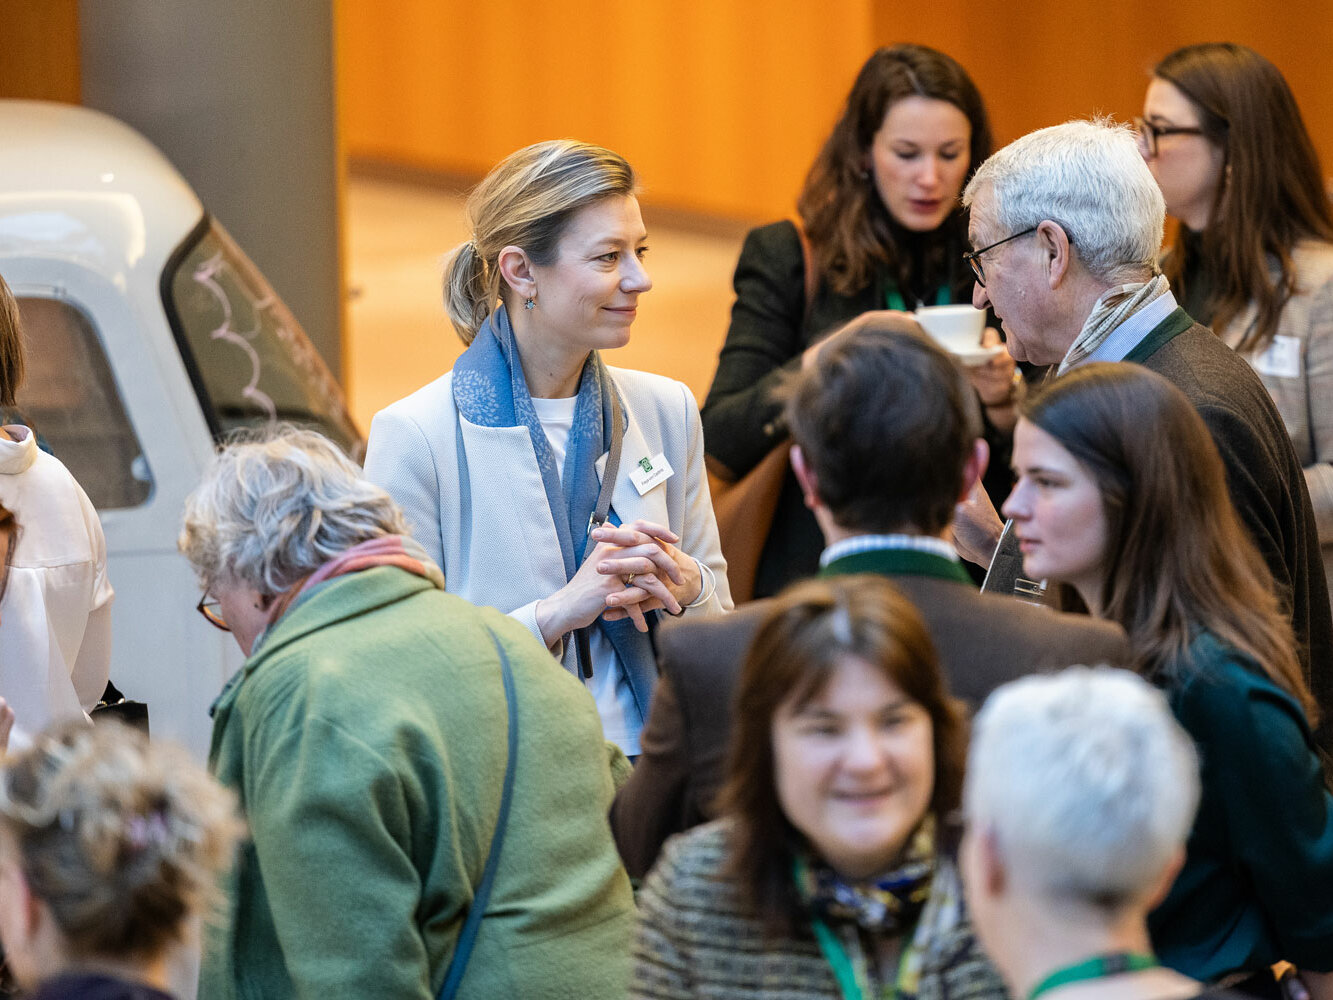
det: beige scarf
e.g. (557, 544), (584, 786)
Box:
(1057, 273), (1170, 375)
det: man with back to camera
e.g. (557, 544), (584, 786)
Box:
(950, 119), (1333, 736)
(610, 315), (1129, 878)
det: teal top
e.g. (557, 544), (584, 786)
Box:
(1148, 630), (1333, 979)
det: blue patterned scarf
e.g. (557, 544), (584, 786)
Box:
(451, 304), (648, 672)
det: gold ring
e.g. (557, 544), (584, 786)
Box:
(623, 573), (636, 587)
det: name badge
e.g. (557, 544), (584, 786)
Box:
(628, 452), (674, 495)
(1253, 335), (1301, 379)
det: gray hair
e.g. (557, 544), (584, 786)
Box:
(179, 426), (408, 595)
(964, 667), (1199, 911)
(963, 120), (1165, 285)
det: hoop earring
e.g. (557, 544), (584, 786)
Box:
(524, 297), (535, 310)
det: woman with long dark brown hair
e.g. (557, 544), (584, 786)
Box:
(1004, 361), (1333, 997)
(1137, 42), (1333, 621)
(633, 574), (1005, 1000)
(702, 45), (1012, 599)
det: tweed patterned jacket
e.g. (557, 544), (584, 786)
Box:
(633, 821), (1008, 1000)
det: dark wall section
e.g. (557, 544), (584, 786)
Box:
(79, 0), (344, 380)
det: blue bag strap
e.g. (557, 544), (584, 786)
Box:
(437, 625), (520, 1000)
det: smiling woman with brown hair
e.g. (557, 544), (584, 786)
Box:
(633, 574), (1003, 1000)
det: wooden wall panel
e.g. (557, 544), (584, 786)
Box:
(340, 0), (873, 220)
(0, 0), (80, 103)
(340, 0), (1333, 221)
(877, 1), (1333, 167)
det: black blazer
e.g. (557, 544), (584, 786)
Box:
(700, 220), (1000, 597)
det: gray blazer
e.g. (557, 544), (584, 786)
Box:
(1219, 239), (1333, 625)
(364, 364), (732, 716)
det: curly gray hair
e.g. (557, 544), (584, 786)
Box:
(179, 426), (408, 595)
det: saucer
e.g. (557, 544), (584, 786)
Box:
(952, 344), (1006, 366)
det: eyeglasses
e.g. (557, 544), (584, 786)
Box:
(1133, 116), (1208, 158)
(963, 226), (1038, 287)
(197, 592), (231, 632)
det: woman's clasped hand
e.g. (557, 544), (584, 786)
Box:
(537, 520), (702, 639)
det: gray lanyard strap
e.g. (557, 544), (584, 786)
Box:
(575, 389), (624, 678)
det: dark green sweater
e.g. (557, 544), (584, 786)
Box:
(1148, 630), (1333, 978)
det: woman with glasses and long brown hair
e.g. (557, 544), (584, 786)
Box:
(701, 44), (1015, 600)
(1136, 43), (1333, 622)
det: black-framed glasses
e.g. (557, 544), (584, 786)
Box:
(963, 226), (1038, 287)
(197, 592), (231, 632)
(1133, 116), (1208, 158)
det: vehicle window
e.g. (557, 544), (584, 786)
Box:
(165, 220), (363, 459)
(12, 297), (154, 510)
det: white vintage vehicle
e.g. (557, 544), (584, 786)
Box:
(0, 100), (362, 760)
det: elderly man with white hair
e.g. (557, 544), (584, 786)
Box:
(959, 668), (1214, 1000)
(953, 120), (1332, 734)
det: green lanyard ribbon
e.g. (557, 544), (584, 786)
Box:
(1027, 952), (1159, 1000)
(886, 283), (952, 313)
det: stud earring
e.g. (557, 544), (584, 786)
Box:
(525, 297), (535, 310)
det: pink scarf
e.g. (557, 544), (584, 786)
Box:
(266, 535), (444, 625)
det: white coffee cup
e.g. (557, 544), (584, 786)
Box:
(914, 304), (985, 354)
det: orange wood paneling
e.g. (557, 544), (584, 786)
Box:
(340, 0), (873, 220)
(339, 1), (1333, 222)
(877, 1), (1333, 170)
(0, 0), (80, 103)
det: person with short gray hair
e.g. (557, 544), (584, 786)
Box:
(966, 119), (1165, 286)
(960, 668), (1209, 1000)
(953, 120), (1333, 712)
(180, 426), (636, 1000)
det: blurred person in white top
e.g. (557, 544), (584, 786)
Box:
(0, 274), (113, 750)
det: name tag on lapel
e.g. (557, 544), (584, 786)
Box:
(628, 452), (674, 495)
(1253, 335), (1301, 378)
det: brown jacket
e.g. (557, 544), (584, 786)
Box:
(611, 547), (1129, 878)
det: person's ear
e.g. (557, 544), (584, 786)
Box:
(959, 438), (990, 504)
(1143, 847), (1186, 910)
(790, 444), (820, 511)
(1037, 220), (1073, 289)
(496, 246), (537, 302)
(979, 827), (1007, 898)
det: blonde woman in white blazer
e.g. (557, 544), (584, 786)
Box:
(365, 141), (731, 756)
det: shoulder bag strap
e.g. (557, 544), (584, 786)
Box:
(437, 625), (521, 1000)
(793, 218), (818, 325)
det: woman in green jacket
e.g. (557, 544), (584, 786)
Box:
(179, 427), (635, 1000)
(1003, 362), (1333, 998)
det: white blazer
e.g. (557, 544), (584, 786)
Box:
(364, 365), (732, 687)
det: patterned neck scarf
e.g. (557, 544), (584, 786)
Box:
(795, 817), (937, 934)
(1057, 273), (1169, 375)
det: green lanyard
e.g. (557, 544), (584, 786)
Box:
(1027, 952), (1159, 1000)
(809, 913), (915, 1000)
(886, 283), (951, 313)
